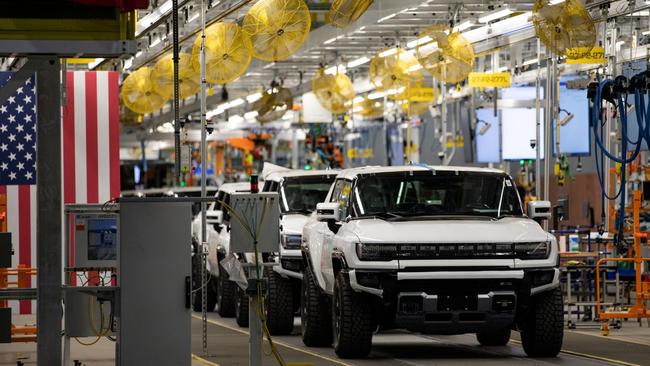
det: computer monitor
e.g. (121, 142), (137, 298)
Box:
(74, 214), (118, 268)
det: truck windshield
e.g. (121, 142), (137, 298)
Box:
(281, 176), (335, 214)
(354, 171), (523, 219)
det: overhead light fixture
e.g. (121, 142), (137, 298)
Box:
(407, 64), (423, 73)
(228, 98), (244, 108)
(559, 108), (574, 126)
(368, 91), (386, 100)
(379, 48), (398, 58)
(406, 35), (432, 49)
(324, 64), (347, 75)
(353, 96), (364, 103)
(347, 56), (370, 68)
(378, 13), (396, 23)
(244, 111), (259, 120)
(88, 58), (105, 70)
(522, 58), (539, 66)
(246, 93), (262, 103)
(136, 0), (173, 36)
(187, 12), (200, 23)
(228, 115), (244, 124)
(478, 7), (514, 23)
(477, 119), (492, 135)
(454, 20), (475, 32)
(150, 37), (162, 48)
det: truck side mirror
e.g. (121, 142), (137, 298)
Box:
(528, 201), (551, 224)
(316, 202), (341, 222)
(206, 210), (223, 225)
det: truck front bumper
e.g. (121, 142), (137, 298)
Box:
(348, 268), (559, 334)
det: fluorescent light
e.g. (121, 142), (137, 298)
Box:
(324, 64), (346, 75)
(368, 91), (386, 100)
(454, 20), (474, 32)
(229, 115), (244, 123)
(282, 112), (294, 120)
(498, 66), (509, 72)
(324, 37), (338, 45)
(88, 58), (105, 70)
(150, 38), (161, 48)
(228, 98), (244, 108)
(137, 0), (173, 36)
(406, 64), (423, 73)
(379, 48), (398, 58)
(123, 58), (133, 70)
(353, 96), (364, 103)
(522, 58), (539, 66)
(352, 106), (363, 112)
(378, 13), (396, 23)
(244, 111), (258, 120)
(135, 51), (142, 58)
(406, 35), (432, 49)
(246, 93), (262, 103)
(347, 56), (370, 68)
(478, 7), (514, 23)
(643, 30), (650, 36)
(629, 10), (650, 16)
(549, 0), (566, 4)
(187, 12), (200, 23)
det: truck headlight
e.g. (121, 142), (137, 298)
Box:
(515, 242), (550, 259)
(281, 234), (302, 250)
(356, 243), (397, 261)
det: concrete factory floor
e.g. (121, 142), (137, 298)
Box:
(0, 314), (648, 365)
(191, 313), (650, 366)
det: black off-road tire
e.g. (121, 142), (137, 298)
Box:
(477, 328), (511, 346)
(235, 287), (249, 327)
(265, 267), (295, 335)
(191, 251), (203, 312)
(217, 265), (237, 317)
(206, 274), (218, 312)
(521, 287), (564, 357)
(301, 268), (332, 347)
(332, 272), (374, 358)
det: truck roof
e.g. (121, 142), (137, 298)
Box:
(336, 165), (506, 180)
(218, 182), (251, 194)
(264, 169), (339, 182)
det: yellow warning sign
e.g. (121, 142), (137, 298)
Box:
(468, 72), (511, 88)
(566, 47), (605, 65)
(397, 87), (437, 102)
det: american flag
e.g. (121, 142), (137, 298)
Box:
(0, 72), (37, 314)
(0, 71), (120, 314)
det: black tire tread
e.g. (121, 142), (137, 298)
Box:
(265, 267), (295, 335)
(521, 287), (564, 357)
(333, 272), (373, 358)
(236, 288), (249, 327)
(301, 268), (332, 347)
(217, 265), (237, 317)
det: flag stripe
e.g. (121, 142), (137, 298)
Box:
(29, 185), (36, 312)
(5, 186), (18, 313)
(63, 72), (76, 204)
(18, 185), (30, 314)
(108, 71), (120, 200)
(73, 72), (87, 203)
(85, 72), (98, 204)
(96, 72), (110, 203)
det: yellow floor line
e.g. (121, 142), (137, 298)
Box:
(192, 353), (221, 366)
(192, 315), (351, 366)
(509, 339), (640, 366)
(567, 329), (650, 347)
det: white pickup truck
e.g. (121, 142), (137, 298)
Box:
(301, 165), (561, 358)
(191, 182), (250, 315)
(260, 165), (337, 334)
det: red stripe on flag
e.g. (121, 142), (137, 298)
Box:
(63, 72), (76, 204)
(85, 72), (99, 204)
(18, 186), (31, 314)
(108, 71), (120, 200)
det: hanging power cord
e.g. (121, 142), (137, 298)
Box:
(217, 197), (287, 366)
(589, 74), (650, 246)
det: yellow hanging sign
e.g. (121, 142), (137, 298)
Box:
(566, 47), (605, 64)
(398, 87), (437, 102)
(468, 72), (511, 88)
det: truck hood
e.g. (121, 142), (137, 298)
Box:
(347, 217), (551, 243)
(281, 214), (309, 235)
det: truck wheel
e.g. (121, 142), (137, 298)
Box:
(521, 287), (564, 357)
(191, 252), (203, 312)
(217, 265), (237, 317)
(477, 328), (511, 346)
(235, 287), (249, 327)
(332, 272), (373, 358)
(301, 268), (332, 347)
(265, 267), (294, 335)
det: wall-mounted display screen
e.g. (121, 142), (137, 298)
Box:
(502, 108), (545, 160)
(555, 85), (590, 155)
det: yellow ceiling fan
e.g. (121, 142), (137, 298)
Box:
(121, 67), (168, 115)
(369, 48), (424, 92)
(415, 25), (475, 83)
(252, 85), (294, 123)
(311, 68), (356, 114)
(242, 0), (312, 62)
(532, 0), (596, 56)
(191, 22), (253, 84)
(329, 0), (373, 28)
(151, 53), (200, 100)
